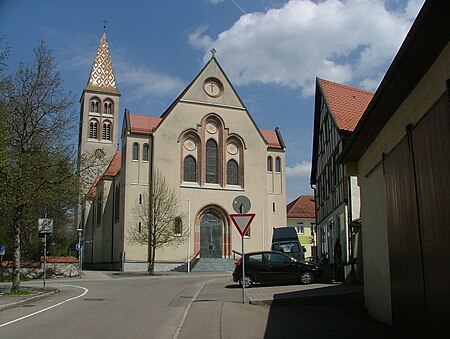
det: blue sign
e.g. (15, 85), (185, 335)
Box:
(75, 243), (81, 252)
(0, 245), (5, 256)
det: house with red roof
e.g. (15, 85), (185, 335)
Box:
(286, 195), (316, 258)
(310, 78), (373, 279)
(76, 33), (286, 272)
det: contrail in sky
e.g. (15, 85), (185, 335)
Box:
(231, 0), (247, 14)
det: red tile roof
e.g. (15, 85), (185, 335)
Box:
(104, 151), (121, 177)
(129, 114), (162, 134)
(261, 129), (282, 149)
(287, 195), (316, 218)
(87, 175), (101, 199)
(318, 78), (374, 132)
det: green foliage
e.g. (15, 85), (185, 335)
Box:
(0, 41), (78, 291)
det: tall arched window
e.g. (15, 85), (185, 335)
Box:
(184, 156), (196, 182)
(275, 157), (281, 173)
(104, 101), (112, 114)
(267, 156), (273, 172)
(143, 143), (149, 162)
(89, 120), (98, 139)
(90, 99), (99, 113)
(206, 139), (218, 183)
(227, 160), (239, 185)
(103, 121), (111, 140)
(132, 143), (139, 161)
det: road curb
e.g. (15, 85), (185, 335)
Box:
(249, 290), (364, 306)
(0, 289), (59, 312)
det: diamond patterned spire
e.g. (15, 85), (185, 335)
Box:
(85, 33), (119, 94)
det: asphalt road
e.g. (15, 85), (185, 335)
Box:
(0, 273), (226, 339)
(0, 273), (404, 339)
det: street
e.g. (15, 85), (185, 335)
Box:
(0, 272), (404, 339)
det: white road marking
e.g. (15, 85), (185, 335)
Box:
(172, 278), (218, 339)
(0, 284), (88, 328)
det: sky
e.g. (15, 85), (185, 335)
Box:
(0, 0), (424, 202)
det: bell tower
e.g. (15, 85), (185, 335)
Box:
(78, 32), (120, 166)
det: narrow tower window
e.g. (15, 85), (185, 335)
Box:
(103, 121), (111, 140)
(143, 143), (149, 162)
(275, 157), (281, 173)
(267, 156), (273, 172)
(90, 100), (99, 113)
(89, 120), (98, 139)
(132, 143), (139, 161)
(104, 102), (112, 114)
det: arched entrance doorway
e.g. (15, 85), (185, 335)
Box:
(200, 212), (222, 258)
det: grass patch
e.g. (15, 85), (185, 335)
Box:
(1, 289), (38, 297)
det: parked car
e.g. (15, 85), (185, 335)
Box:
(232, 251), (321, 288)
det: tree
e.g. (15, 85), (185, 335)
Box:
(0, 41), (78, 291)
(128, 169), (187, 274)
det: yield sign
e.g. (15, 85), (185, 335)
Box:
(230, 214), (255, 237)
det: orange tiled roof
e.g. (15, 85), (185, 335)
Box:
(129, 114), (162, 134)
(261, 129), (282, 149)
(318, 78), (374, 132)
(287, 195), (316, 218)
(104, 151), (121, 177)
(87, 175), (101, 199)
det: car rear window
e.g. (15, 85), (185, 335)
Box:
(272, 242), (300, 253)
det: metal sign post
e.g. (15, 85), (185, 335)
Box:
(230, 213), (255, 304)
(38, 217), (53, 290)
(43, 234), (47, 290)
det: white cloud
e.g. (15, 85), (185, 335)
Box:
(286, 161), (311, 178)
(115, 60), (185, 101)
(189, 0), (424, 96)
(204, 0), (224, 4)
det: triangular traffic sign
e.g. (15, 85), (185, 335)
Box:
(230, 214), (255, 237)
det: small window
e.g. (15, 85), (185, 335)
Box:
(103, 121), (111, 140)
(174, 217), (182, 236)
(267, 156), (273, 172)
(139, 194), (142, 205)
(227, 160), (239, 185)
(132, 143), (139, 161)
(184, 156), (196, 182)
(89, 120), (98, 139)
(143, 144), (149, 162)
(275, 157), (281, 173)
(296, 222), (304, 235)
(273, 202), (276, 213)
(138, 222), (142, 233)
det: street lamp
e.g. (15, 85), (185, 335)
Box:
(77, 228), (83, 275)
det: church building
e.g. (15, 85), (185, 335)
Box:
(77, 33), (287, 271)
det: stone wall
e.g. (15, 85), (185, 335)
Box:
(0, 256), (80, 280)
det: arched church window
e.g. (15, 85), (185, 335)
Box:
(206, 139), (218, 183)
(132, 142), (139, 161)
(267, 156), (273, 172)
(275, 157), (281, 173)
(227, 160), (239, 185)
(174, 217), (182, 236)
(103, 121), (111, 140)
(184, 156), (196, 182)
(89, 119), (98, 139)
(90, 99), (99, 113)
(104, 101), (112, 114)
(143, 143), (149, 162)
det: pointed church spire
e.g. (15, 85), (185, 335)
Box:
(85, 32), (119, 94)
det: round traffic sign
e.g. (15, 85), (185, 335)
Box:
(233, 195), (251, 214)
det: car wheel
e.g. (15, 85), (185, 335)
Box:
(239, 275), (253, 288)
(300, 271), (313, 284)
